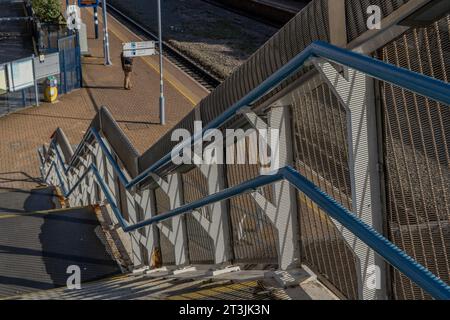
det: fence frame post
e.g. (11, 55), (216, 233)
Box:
(241, 106), (301, 270)
(313, 58), (387, 300)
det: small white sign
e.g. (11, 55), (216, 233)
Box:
(123, 48), (156, 58)
(34, 53), (60, 80)
(66, 5), (82, 30)
(123, 41), (155, 51)
(0, 65), (7, 95)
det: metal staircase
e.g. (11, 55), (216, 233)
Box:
(37, 41), (450, 300)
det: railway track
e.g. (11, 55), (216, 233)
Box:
(200, 0), (283, 28)
(200, 0), (308, 28)
(106, 3), (222, 92)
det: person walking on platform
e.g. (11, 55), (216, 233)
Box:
(121, 52), (134, 90)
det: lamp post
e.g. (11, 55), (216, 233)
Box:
(94, 5), (99, 39)
(102, 0), (112, 65)
(157, 0), (165, 125)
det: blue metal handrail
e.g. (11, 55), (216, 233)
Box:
(43, 156), (450, 300)
(40, 40), (450, 299)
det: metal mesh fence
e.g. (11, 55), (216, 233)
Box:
(378, 14), (450, 300)
(154, 187), (176, 265)
(58, 34), (82, 95)
(32, 0), (446, 299)
(133, 0), (421, 292)
(0, 84), (37, 116)
(0, 26), (76, 116)
(37, 24), (68, 54)
(138, 0), (330, 172)
(181, 167), (215, 264)
(290, 81), (359, 299)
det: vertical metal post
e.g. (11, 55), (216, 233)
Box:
(21, 89), (26, 107)
(328, 0), (347, 47)
(269, 105), (300, 270)
(94, 6), (99, 39)
(144, 189), (161, 268)
(314, 59), (387, 300)
(75, 31), (83, 88)
(157, 0), (165, 125)
(102, 0), (112, 65)
(197, 163), (233, 264)
(32, 55), (40, 107)
(61, 50), (67, 94)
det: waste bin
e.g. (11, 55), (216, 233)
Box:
(44, 76), (58, 103)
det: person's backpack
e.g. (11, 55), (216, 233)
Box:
(121, 54), (133, 72)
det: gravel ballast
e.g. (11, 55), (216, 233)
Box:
(108, 0), (278, 80)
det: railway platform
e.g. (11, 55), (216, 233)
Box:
(0, 5), (209, 193)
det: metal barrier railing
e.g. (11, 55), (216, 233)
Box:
(40, 40), (450, 299)
(42, 148), (450, 300)
(47, 40), (450, 190)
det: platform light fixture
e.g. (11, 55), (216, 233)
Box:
(101, 0), (112, 65)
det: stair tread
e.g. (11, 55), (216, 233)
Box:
(0, 202), (121, 298)
(7, 272), (281, 300)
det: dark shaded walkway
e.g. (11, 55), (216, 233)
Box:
(0, 186), (55, 214)
(0, 188), (120, 297)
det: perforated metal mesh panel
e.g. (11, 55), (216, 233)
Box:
(226, 137), (278, 263)
(54, 128), (74, 163)
(138, 0), (330, 172)
(154, 187), (176, 265)
(345, 0), (411, 42)
(100, 108), (140, 177)
(136, 0), (414, 176)
(138, 109), (198, 174)
(181, 168), (215, 264)
(291, 81), (359, 299)
(378, 15), (450, 300)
